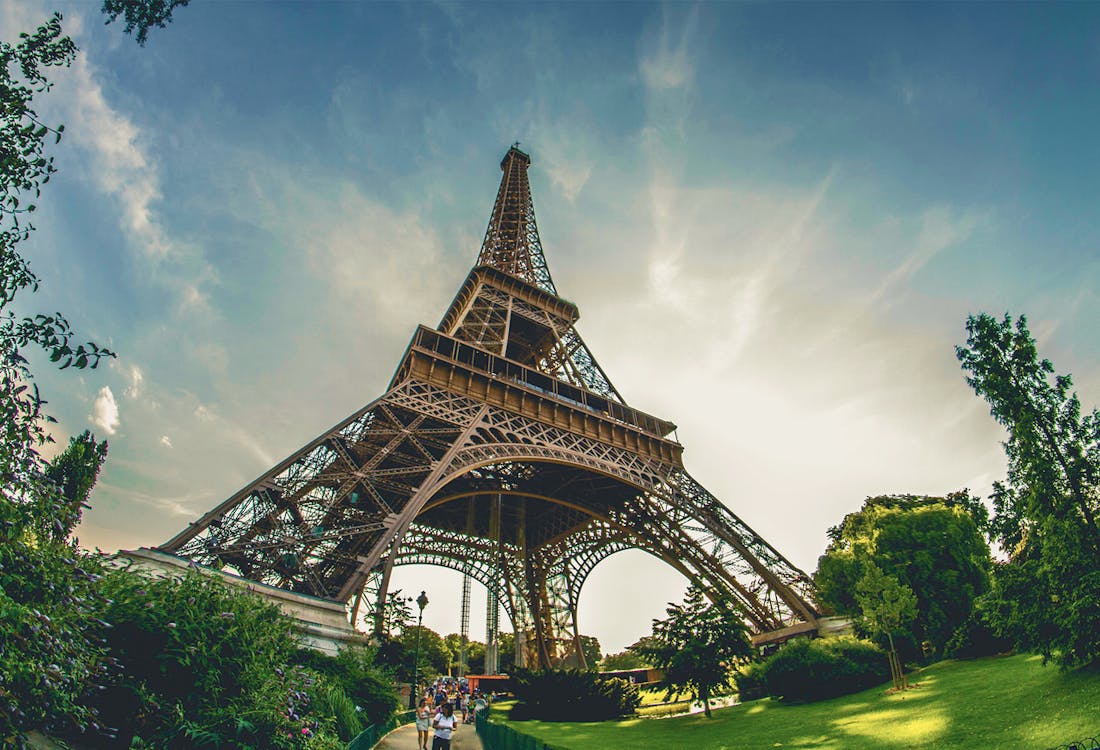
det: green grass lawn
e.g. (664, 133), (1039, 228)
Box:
(490, 654), (1100, 749)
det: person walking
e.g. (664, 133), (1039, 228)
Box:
(415, 699), (433, 750)
(431, 703), (458, 750)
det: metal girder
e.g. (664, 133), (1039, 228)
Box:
(162, 145), (821, 670)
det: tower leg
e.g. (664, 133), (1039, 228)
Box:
(459, 573), (471, 677)
(485, 494), (501, 674)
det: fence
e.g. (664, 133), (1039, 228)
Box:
(475, 705), (556, 750)
(346, 709), (415, 750)
(1049, 736), (1099, 750)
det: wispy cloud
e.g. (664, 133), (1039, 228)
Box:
(123, 364), (144, 399)
(1, 1), (218, 319)
(193, 403), (274, 467)
(639, 5), (699, 92)
(244, 169), (458, 334)
(63, 37), (171, 259)
(96, 480), (206, 518)
(868, 206), (986, 307)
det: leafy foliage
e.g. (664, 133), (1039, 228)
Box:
(0, 541), (110, 743)
(731, 661), (768, 701)
(509, 668), (640, 721)
(91, 568), (340, 749)
(376, 588), (412, 636)
(856, 563), (917, 689)
(814, 493), (991, 658)
(396, 624), (452, 679)
(754, 636), (890, 703)
(578, 635), (602, 671)
(957, 313), (1100, 668)
(41, 430), (108, 541)
(600, 649), (650, 671)
(632, 587), (752, 718)
(1, 16), (118, 745)
(944, 602), (1013, 660)
(101, 0), (191, 45)
(294, 646), (399, 728)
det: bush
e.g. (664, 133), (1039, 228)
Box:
(295, 646), (399, 728)
(509, 668), (641, 721)
(945, 608), (1014, 660)
(732, 662), (768, 702)
(90, 568), (341, 749)
(0, 539), (109, 742)
(311, 684), (362, 742)
(759, 636), (890, 703)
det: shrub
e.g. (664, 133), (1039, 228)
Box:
(295, 646), (399, 728)
(0, 539), (109, 742)
(311, 684), (361, 742)
(90, 568), (339, 749)
(945, 608), (1014, 660)
(509, 668), (641, 721)
(759, 636), (890, 703)
(732, 661), (768, 702)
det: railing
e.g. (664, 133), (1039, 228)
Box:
(411, 326), (677, 439)
(1049, 735), (1099, 750)
(346, 709), (415, 750)
(475, 705), (556, 750)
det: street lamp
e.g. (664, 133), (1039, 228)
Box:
(410, 590), (429, 708)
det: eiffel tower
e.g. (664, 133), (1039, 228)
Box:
(160, 146), (820, 668)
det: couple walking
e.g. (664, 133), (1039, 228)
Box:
(416, 700), (458, 750)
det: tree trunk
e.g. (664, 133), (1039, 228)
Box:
(887, 633), (903, 691)
(701, 684), (711, 718)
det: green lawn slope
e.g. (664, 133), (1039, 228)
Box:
(490, 654), (1100, 749)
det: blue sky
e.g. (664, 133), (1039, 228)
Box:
(4, 1), (1099, 653)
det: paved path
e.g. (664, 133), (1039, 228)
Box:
(374, 721), (483, 750)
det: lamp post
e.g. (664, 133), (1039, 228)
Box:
(410, 590), (429, 708)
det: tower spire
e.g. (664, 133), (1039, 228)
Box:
(476, 145), (557, 294)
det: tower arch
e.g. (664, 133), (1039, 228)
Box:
(158, 146), (820, 668)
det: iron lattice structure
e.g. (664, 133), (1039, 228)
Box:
(161, 146), (820, 668)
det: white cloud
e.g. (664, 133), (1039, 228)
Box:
(64, 57), (171, 258)
(0, 2), (217, 318)
(0, 6), (154, 246)
(160, 435), (173, 448)
(91, 386), (120, 434)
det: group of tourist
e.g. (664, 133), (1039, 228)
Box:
(414, 678), (489, 750)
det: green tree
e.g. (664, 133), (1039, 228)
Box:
(856, 563), (917, 691)
(1, 15), (116, 744)
(41, 430), (108, 541)
(814, 493), (991, 658)
(579, 634), (602, 670)
(957, 313), (1100, 667)
(464, 639), (487, 674)
(101, 0), (191, 45)
(633, 587), (752, 718)
(379, 589), (413, 636)
(397, 625), (452, 678)
(495, 631), (517, 674)
(96, 568), (353, 749)
(600, 649), (649, 671)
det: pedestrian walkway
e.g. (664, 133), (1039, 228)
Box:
(373, 721), (483, 750)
